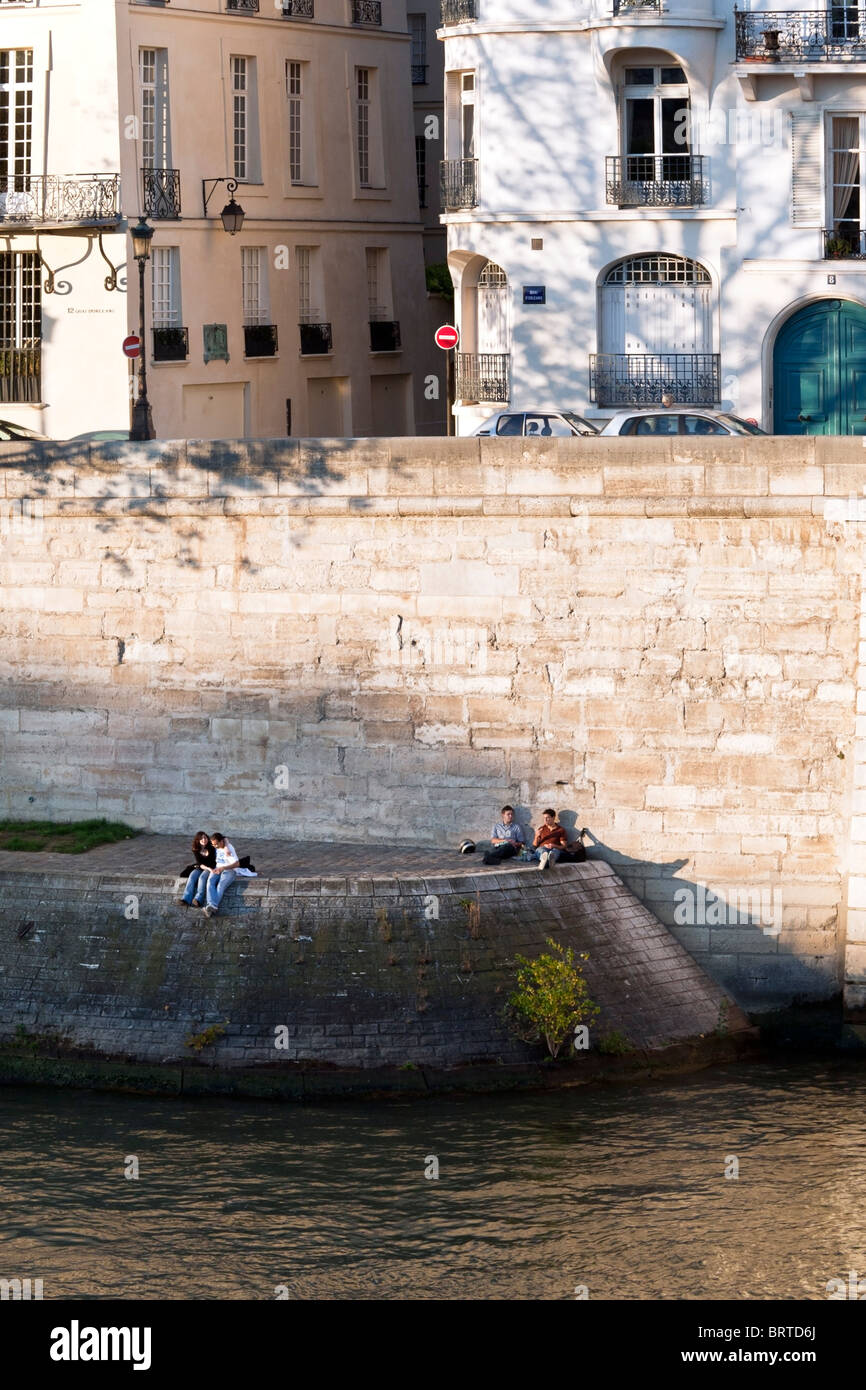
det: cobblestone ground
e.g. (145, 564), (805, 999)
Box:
(0, 834), (540, 878)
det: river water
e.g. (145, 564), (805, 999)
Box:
(2, 1059), (864, 1301)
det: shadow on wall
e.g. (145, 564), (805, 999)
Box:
(577, 826), (838, 1011)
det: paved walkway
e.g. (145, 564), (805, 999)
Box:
(0, 834), (546, 878)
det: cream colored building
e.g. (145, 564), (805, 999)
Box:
(0, 0), (442, 439)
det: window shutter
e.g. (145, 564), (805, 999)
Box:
(791, 109), (824, 226)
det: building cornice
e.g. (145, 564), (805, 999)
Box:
(437, 16), (725, 38)
(441, 208), (737, 224)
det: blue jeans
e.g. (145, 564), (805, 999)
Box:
(183, 867), (212, 905)
(533, 847), (561, 864)
(206, 868), (236, 911)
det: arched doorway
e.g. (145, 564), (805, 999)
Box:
(773, 299), (866, 434)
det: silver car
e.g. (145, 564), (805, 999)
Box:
(475, 410), (599, 437)
(600, 409), (766, 437)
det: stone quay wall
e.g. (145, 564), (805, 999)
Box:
(0, 434), (865, 1014)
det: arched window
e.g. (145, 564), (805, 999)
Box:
(477, 261), (510, 355)
(600, 254), (712, 355)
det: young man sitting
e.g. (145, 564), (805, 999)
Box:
(531, 808), (569, 870)
(203, 832), (240, 918)
(482, 805), (526, 865)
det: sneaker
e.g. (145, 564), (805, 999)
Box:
(539, 851), (551, 870)
(202, 906), (215, 918)
(176, 899), (190, 907)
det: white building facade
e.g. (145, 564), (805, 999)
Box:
(439, 0), (866, 435)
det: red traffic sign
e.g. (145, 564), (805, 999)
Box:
(122, 335), (141, 359)
(435, 324), (459, 351)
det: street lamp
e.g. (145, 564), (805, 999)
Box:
(130, 216), (155, 442)
(201, 178), (246, 235)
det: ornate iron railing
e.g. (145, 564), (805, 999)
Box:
(824, 227), (866, 257)
(227, 0), (259, 10)
(606, 154), (706, 206)
(456, 352), (510, 403)
(589, 353), (721, 406)
(441, 0), (476, 21)
(299, 321), (333, 355)
(614, 0), (662, 11)
(352, 0), (381, 23)
(244, 324), (278, 357)
(734, 7), (866, 59)
(440, 158), (477, 210)
(412, 64), (428, 84)
(0, 347), (41, 404)
(153, 326), (189, 362)
(0, 174), (120, 225)
(142, 168), (181, 219)
(369, 320), (401, 352)
(282, 0), (314, 15)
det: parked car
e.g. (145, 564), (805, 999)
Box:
(0, 419), (52, 442)
(474, 410), (599, 437)
(67, 430), (131, 442)
(600, 409), (766, 437)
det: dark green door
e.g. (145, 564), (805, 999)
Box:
(773, 298), (866, 434)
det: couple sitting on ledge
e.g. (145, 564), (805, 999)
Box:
(481, 806), (587, 869)
(177, 831), (257, 918)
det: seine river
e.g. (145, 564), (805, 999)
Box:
(2, 1059), (864, 1301)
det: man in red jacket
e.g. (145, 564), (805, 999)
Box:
(532, 808), (569, 870)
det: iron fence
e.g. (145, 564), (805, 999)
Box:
(606, 154), (706, 206)
(589, 353), (721, 406)
(440, 158), (477, 210)
(455, 352), (510, 403)
(0, 174), (120, 225)
(734, 7), (866, 59)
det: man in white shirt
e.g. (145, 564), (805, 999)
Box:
(203, 832), (239, 917)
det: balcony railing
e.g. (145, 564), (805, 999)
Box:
(734, 7), (866, 60)
(412, 64), (428, 84)
(153, 326), (189, 362)
(440, 158), (477, 210)
(0, 346), (41, 404)
(142, 168), (181, 220)
(825, 227), (866, 256)
(613, 0), (662, 10)
(282, 0), (314, 15)
(606, 154), (706, 206)
(227, 0), (258, 10)
(441, 0), (476, 21)
(370, 319), (401, 352)
(589, 353), (721, 407)
(456, 352), (510, 403)
(299, 321), (333, 355)
(352, 0), (381, 23)
(0, 174), (120, 226)
(244, 323), (278, 357)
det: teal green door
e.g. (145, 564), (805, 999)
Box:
(773, 299), (866, 434)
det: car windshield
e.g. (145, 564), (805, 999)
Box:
(563, 413), (599, 435)
(0, 421), (48, 441)
(718, 414), (766, 436)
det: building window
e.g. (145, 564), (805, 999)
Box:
(0, 249), (40, 403)
(357, 67), (370, 186)
(0, 48), (33, 182)
(139, 48), (171, 170)
(242, 246), (269, 324)
(622, 65), (689, 159)
(409, 13), (427, 84)
(829, 114), (864, 251)
(151, 245), (187, 359)
(461, 72), (475, 159)
(297, 245), (330, 353)
(415, 134), (427, 207)
(366, 247), (400, 350)
(287, 61), (302, 183)
(231, 56), (260, 181)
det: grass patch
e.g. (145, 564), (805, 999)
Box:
(0, 818), (140, 855)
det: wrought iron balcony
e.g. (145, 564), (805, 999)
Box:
(412, 64), (428, 84)
(227, 0), (258, 10)
(606, 154), (706, 206)
(0, 174), (120, 226)
(613, 0), (662, 11)
(244, 323), (278, 357)
(440, 158), (477, 210)
(153, 326), (189, 362)
(734, 8), (866, 60)
(282, 0), (314, 15)
(369, 319), (401, 352)
(352, 0), (381, 23)
(142, 168), (181, 220)
(441, 0), (476, 22)
(589, 353), (721, 407)
(456, 352), (510, 403)
(299, 321), (333, 355)
(824, 227), (866, 257)
(0, 346), (41, 404)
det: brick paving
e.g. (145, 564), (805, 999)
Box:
(0, 833), (542, 879)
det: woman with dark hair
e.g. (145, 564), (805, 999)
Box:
(178, 832), (216, 908)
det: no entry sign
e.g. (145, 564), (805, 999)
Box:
(122, 335), (141, 359)
(435, 324), (459, 351)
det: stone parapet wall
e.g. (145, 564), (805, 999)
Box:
(0, 434), (863, 1010)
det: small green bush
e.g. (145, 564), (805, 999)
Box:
(425, 262), (454, 297)
(506, 938), (600, 1059)
(597, 1029), (635, 1056)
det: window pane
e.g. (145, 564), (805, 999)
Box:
(634, 415), (680, 435)
(624, 67), (653, 85)
(626, 99), (654, 154)
(683, 415), (727, 435)
(662, 98), (688, 153)
(661, 66), (687, 83)
(495, 414), (523, 435)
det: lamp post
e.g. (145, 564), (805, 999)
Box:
(201, 178), (246, 235)
(130, 216), (155, 441)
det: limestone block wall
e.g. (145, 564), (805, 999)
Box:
(0, 434), (864, 1010)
